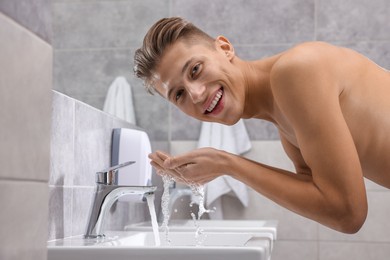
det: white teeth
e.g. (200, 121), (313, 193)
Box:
(206, 89), (223, 112)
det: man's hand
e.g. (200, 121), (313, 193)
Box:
(148, 148), (228, 185)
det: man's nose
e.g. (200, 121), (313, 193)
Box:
(187, 83), (206, 104)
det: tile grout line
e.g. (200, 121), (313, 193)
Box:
(70, 98), (76, 237)
(53, 39), (390, 53)
(314, 0), (318, 41)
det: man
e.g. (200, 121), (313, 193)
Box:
(134, 17), (390, 234)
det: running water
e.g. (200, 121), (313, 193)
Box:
(145, 193), (160, 246)
(189, 184), (215, 220)
(159, 172), (215, 246)
(188, 183), (215, 246)
(160, 174), (174, 245)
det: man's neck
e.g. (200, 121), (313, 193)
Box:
(239, 58), (277, 121)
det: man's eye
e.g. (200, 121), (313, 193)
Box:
(191, 64), (201, 78)
(175, 89), (184, 101)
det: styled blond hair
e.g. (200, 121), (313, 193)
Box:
(134, 17), (214, 94)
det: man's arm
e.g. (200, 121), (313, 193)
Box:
(279, 133), (311, 177)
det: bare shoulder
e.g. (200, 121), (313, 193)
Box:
(282, 41), (344, 59)
(269, 42), (343, 97)
(271, 42), (343, 77)
(270, 41), (369, 84)
(269, 42), (345, 133)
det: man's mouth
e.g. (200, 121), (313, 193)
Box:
(205, 88), (223, 114)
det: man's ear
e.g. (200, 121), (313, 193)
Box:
(215, 35), (235, 60)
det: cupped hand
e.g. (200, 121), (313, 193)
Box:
(148, 150), (191, 184)
(158, 147), (229, 185)
(148, 148), (229, 185)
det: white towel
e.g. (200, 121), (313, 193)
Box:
(197, 119), (251, 219)
(103, 76), (136, 125)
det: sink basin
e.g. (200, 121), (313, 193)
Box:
(48, 228), (274, 260)
(104, 231), (255, 247)
(127, 219), (277, 238)
(126, 219), (277, 249)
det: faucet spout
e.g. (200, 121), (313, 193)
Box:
(85, 162), (157, 238)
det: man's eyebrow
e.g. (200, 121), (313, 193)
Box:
(166, 57), (195, 101)
(182, 57), (194, 74)
(167, 85), (175, 101)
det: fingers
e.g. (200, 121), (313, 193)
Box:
(163, 153), (194, 169)
(166, 164), (206, 185)
(156, 150), (170, 160)
(149, 150), (170, 175)
(151, 150), (196, 171)
(148, 149), (216, 186)
(149, 151), (187, 183)
(148, 150), (169, 161)
(149, 151), (169, 166)
(162, 148), (216, 169)
(150, 161), (164, 173)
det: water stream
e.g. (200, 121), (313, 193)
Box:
(146, 172), (215, 246)
(188, 183), (215, 246)
(145, 193), (160, 246)
(160, 174), (174, 244)
(162, 173), (215, 246)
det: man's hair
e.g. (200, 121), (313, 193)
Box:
(134, 17), (214, 94)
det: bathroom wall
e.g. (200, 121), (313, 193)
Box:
(0, 0), (52, 259)
(52, 0), (390, 144)
(48, 91), (154, 240)
(51, 0), (170, 143)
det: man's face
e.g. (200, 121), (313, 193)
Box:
(154, 38), (244, 125)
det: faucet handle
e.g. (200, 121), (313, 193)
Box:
(96, 161), (135, 185)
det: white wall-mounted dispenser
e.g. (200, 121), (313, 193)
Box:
(111, 128), (152, 200)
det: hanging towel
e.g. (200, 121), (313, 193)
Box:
(197, 119), (252, 219)
(103, 76), (136, 125)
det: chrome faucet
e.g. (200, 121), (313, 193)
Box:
(85, 161), (157, 238)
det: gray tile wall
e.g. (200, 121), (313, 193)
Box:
(48, 91), (159, 240)
(0, 10), (52, 260)
(52, 0), (390, 143)
(52, 0), (170, 142)
(0, 0), (52, 43)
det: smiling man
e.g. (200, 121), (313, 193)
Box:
(134, 17), (390, 234)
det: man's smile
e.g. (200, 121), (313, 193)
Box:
(204, 87), (224, 114)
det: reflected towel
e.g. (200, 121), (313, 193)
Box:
(103, 76), (136, 125)
(197, 119), (251, 219)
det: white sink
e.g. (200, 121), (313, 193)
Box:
(48, 220), (277, 260)
(127, 219), (277, 238)
(126, 219), (277, 249)
(104, 231), (258, 247)
(48, 231), (271, 260)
